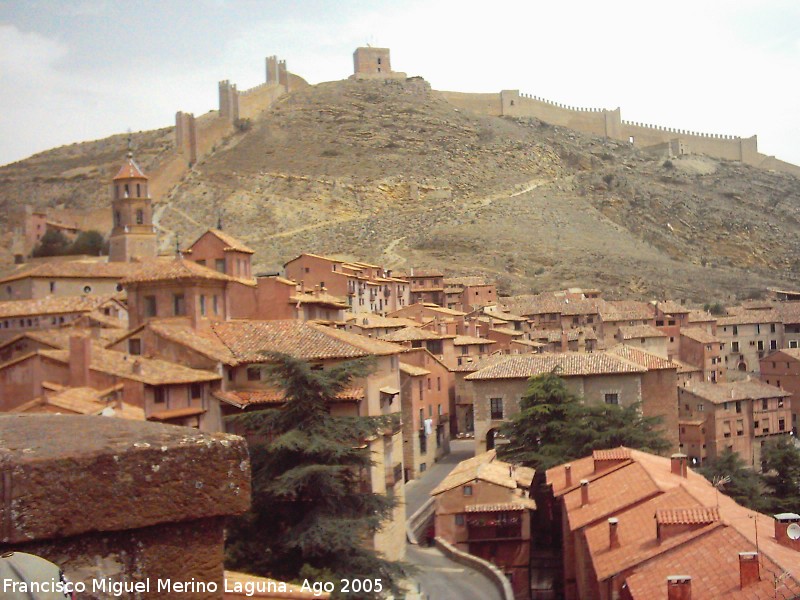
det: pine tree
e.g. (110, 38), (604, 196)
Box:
(225, 352), (404, 598)
(497, 372), (671, 470)
(761, 437), (800, 513)
(698, 448), (768, 511)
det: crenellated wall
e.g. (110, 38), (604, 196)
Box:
(439, 88), (799, 176)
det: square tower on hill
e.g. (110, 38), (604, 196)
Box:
(352, 47), (406, 80)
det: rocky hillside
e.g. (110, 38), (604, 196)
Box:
(2, 77), (800, 302)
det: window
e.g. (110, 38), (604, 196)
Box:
(144, 296), (157, 318)
(420, 462), (427, 472)
(771, 340), (777, 350)
(604, 393), (620, 405)
(733, 326), (738, 335)
(247, 367), (261, 381)
(735, 401), (742, 414)
(227, 369), (234, 382)
(731, 341), (739, 353)
(419, 408), (424, 425)
(697, 403), (704, 412)
(778, 397), (784, 407)
(771, 323), (776, 333)
(173, 294), (186, 316)
(213, 295), (219, 315)
(190, 383), (202, 399)
(427, 377), (431, 390)
(757, 340), (764, 351)
(656, 320), (664, 326)
(756, 324), (761, 334)
(779, 418), (786, 431)
(438, 404), (442, 415)
(154, 388), (166, 404)
(723, 421), (731, 438)
(136, 209), (143, 225)
(723, 402), (729, 411)
(418, 380), (423, 400)
(83, 285), (92, 294)
(736, 420), (744, 436)
(791, 340), (799, 349)
(437, 377), (441, 391)
(199, 295), (206, 316)
(763, 398), (769, 410)
(668, 320), (676, 326)
(463, 485), (473, 496)
(128, 339), (141, 355)
(428, 405), (433, 417)
(215, 258), (226, 273)
(49, 281), (56, 293)
(455, 514), (465, 526)
(114, 211), (121, 226)
(490, 398), (504, 420)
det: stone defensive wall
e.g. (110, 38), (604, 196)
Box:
(146, 55), (308, 202)
(439, 88), (800, 176)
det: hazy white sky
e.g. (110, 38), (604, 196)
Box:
(1, 0), (798, 166)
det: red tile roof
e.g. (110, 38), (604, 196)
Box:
(464, 351), (646, 381)
(617, 324), (667, 339)
(0, 295), (113, 319)
(121, 258), (235, 284)
(655, 507), (720, 525)
(379, 326), (451, 342)
(113, 156), (147, 180)
(214, 387), (363, 408)
(606, 345), (677, 371)
(0, 260), (141, 284)
(681, 379), (790, 403)
(205, 229), (255, 254)
(592, 448), (631, 461)
(680, 328), (722, 344)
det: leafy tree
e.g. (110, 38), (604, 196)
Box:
(68, 230), (107, 256)
(761, 437), (800, 513)
(225, 353), (404, 598)
(31, 229), (69, 257)
(698, 448), (767, 511)
(497, 372), (671, 470)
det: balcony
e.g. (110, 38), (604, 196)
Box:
(385, 462), (403, 487)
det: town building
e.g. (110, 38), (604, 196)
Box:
(678, 328), (725, 382)
(399, 348), (452, 480)
(760, 348), (800, 433)
(716, 309), (783, 376)
(0, 260), (138, 301)
(677, 379), (792, 468)
(0, 294), (125, 341)
(614, 325), (668, 357)
(464, 352), (668, 453)
(539, 448), (800, 600)
(396, 269), (446, 306)
(185, 228), (254, 279)
(432, 450), (535, 599)
(443, 276), (498, 312)
(108, 152), (158, 262)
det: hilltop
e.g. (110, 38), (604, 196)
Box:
(1, 76), (800, 301)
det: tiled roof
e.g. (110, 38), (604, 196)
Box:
(655, 507), (720, 525)
(121, 258), (235, 284)
(147, 320), (237, 364)
(211, 320), (403, 362)
(346, 315), (420, 329)
(680, 328), (721, 344)
(397, 269), (443, 278)
(215, 386), (365, 409)
(205, 229), (255, 254)
(11, 387), (144, 420)
(0, 327), (122, 352)
(617, 325), (667, 339)
(41, 345), (220, 385)
(0, 260), (141, 284)
(113, 156), (147, 180)
(379, 327), (450, 342)
(687, 310), (715, 322)
(453, 335), (496, 346)
(671, 359), (702, 374)
(431, 459), (531, 496)
(717, 310), (781, 326)
(592, 448), (631, 461)
(773, 301), (800, 324)
(149, 406), (206, 420)
(399, 362), (430, 377)
(606, 345), (677, 371)
(600, 300), (654, 322)
(464, 351), (646, 381)
(451, 354), (507, 373)
(681, 379), (790, 403)
(0, 295), (112, 319)
(289, 292), (349, 308)
(528, 328), (598, 343)
(654, 300), (691, 315)
(623, 525), (800, 599)
(481, 307), (527, 322)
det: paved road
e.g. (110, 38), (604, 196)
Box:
(402, 439), (503, 600)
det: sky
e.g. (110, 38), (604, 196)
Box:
(1, 0), (799, 167)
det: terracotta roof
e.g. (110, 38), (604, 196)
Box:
(654, 300), (691, 315)
(147, 320), (237, 364)
(11, 387), (144, 420)
(41, 345), (220, 385)
(592, 448), (632, 461)
(346, 315), (420, 329)
(600, 300), (654, 322)
(490, 327), (524, 337)
(481, 307), (527, 322)
(623, 525), (800, 599)
(399, 362), (430, 377)
(453, 335), (496, 346)
(113, 156), (147, 180)
(211, 320), (403, 362)
(687, 310), (715, 322)
(773, 301), (800, 324)
(0, 295), (113, 319)
(617, 325), (667, 339)
(121, 258), (235, 284)
(671, 359), (702, 374)
(655, 507), (720, 525)
(0, 260), (141, 284)
(681, 379), (790, 403)
(379, 327), (450, 342)
(289, 292), (348, 308)
(0, 327), (122, 353)
(397, 269), (443, 278)
(431, 460), (532, 496)
(451, 354), (507, 373)
(680, 328), (721, 344)
(606, 345), (677, 371)
(215, 386), (364, 409)
(205, 229), (255, 254)
(464, 351), (646, 381)
(717, 310), (781, 326)
(528, 328), (598, 343)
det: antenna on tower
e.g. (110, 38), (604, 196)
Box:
(126, 128), (133, 159)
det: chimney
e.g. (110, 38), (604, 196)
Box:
(564, 464), (572, 488)
(666, 576), (691, 600)
(608, 518), (620, 549)
(773, 513), (800, 551)
(738, 552), (760, 589)
(580, 479), (589, 506)
(69, 335), (91, 387)
(560, 329), (568, 352)
(671, 453), (688, 478)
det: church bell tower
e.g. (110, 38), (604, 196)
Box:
(108, 150), (157, 262)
